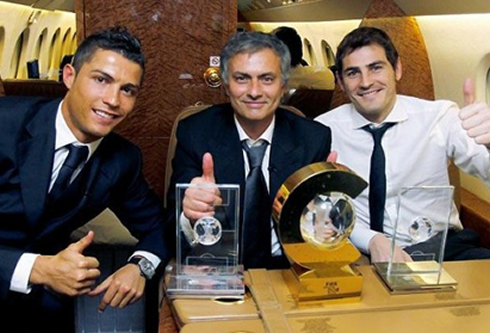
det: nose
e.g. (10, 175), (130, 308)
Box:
(102, 85), (120, 108)
(248, 79), (263, 99)
(359, 72), (373, 89)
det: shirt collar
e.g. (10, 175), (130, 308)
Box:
(55, 101), (102, 160)
(234, 114), (275, 147)
(350, 95), (408, 129)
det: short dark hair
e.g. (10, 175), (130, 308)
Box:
(72, 26), (145, 79)
(336, 27), (398, 76)
(220, 31), (291, 86)
(271, 26), (303, 67)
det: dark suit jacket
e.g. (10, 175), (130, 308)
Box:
(0, 96), (168, 302)
(165, 103), (331, 269)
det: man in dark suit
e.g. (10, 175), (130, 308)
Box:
(166, 32), (332, 270)
(0, 27), (168, 332)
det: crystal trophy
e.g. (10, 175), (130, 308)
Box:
(273, 162), (367, 302)
(374, 186), (458, 293)
(166, 183), (244, 299)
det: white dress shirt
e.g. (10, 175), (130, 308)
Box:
(315, 95), (490, 254)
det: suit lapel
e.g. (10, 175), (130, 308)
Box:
(269, 109), (305, 200)
(211, 106), (245, 188)
(18, 100), (59, 225)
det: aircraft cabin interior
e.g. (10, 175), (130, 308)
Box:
(1, 0), (490, 332)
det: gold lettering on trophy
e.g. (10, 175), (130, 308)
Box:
(325, 281), (340, 295)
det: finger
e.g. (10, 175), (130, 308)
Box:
(119, 287), (141, 308)
(110, 289), (127, 308)
(98, 285), (118, 312)
(326, 151), (338, 163)
(463, 78), (475, 106)
(78, 256), (99, 269)
(183, 209), (216, 222)
(202, 152), (215, 183)
(88, 276), (111, 296)
(71, 230), (95, 254)
(82, 268), (101, 281)
(77, 279), (99, 293)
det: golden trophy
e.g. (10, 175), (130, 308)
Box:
(273, 162), (367, 302)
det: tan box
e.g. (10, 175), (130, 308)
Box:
(180, 303), (490, 333)
(170, 260), (490, 327)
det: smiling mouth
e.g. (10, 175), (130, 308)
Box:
(94, 109), (118, 119)
(244, 101), (267, 107)
(359, 87), (383, 97)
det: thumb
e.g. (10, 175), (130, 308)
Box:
(202, 152), (215, 183)
(72, 230), (95, 254)
(326, 151), (338, 163)
(463, 78), (475, 106)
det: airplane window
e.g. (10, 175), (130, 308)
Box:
(321, 40), (335, 67)
(0, 27), (4, 72)
(61, 28), (72, 58)
(70, 32), (77, 54)
(48, 28), (61, 79)
(10, 28), (29, 79)
(486, 68), (490, 105)
(37, 28), (48, 78)
(303, 38), (317, 66)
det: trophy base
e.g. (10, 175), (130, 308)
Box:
(284, 263), (363, 302)
(165, 264), (245, 300)
(374, 261), (458, 294)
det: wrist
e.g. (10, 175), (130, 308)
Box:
(30, 255), (52, 285)
(128, 256), (155, 280)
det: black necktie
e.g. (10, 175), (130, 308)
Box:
(50, 144), (88, 201)
(241, 140), (271, 269)
(363, 123), (395, 232)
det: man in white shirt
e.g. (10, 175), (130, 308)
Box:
(315, 27), (490, 263)
(166, 31), (332, 269)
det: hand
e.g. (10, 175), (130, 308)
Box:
(88, 264), (145, 312)
(368, 233), (412, 263)
(183, 152), (222, 221)
(30, 231), (100, 296)
(459, 78), (490, 148)
(326, 150), (338, 163)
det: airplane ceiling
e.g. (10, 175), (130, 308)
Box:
(1, 0), (74, 11)
(1, 0), (490, 20)
(239, 0), (490, 22)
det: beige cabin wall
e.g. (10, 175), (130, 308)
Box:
(417, 14), (490, 204)
(0, 1), (75, 79)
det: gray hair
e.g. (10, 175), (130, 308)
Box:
(220, 31), (291, 86)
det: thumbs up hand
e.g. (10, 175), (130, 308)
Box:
(183, 152), (222, 221)
(459, 78), (490, 148)
(29, 231), (100, 296)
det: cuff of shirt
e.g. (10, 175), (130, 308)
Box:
(350, 224), (379, 255)
(129, 251), (161, 269)
(180, 213), (198, 246)
(10, 253), (39, 294)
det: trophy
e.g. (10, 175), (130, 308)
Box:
(273, 162), (367, 302)
(374, 186), (458, 293)
(166, 183), (245, 299)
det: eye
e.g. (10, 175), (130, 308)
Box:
(234, 75), (248, 83)
(372, 64), (383, 72)
(262, 76), (275, 84)
(121, 86), (137, 97)
(95, 76), (107, 84)
(345, 70), (359, 79)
